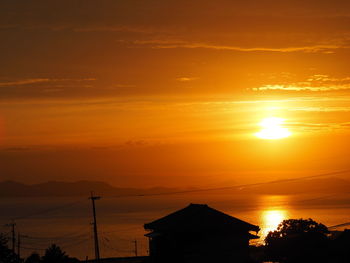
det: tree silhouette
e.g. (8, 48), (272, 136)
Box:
(41, 244), (79, 263)
(25, 252), (41, 263)
(265, 218), (330, 263)
(0, 233), (18, 263)
(41, 244), (68, 263)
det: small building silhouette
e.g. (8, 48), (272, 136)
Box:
(144, 203), (259, 263)
(86, 257), (148, 263)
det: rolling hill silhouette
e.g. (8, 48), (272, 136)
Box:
(0, 180), (176, 197)
(0, 177), (349, 197)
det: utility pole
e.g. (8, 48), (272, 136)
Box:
(17, 232), (21, 261)
(89, 192), (101, 263)
(11, 222), (16, 253)
(133, 239), (138, 257)
(5, 221), (16, 253)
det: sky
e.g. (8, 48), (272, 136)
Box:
(1, 0), (350, 186)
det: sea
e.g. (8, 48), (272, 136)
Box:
(1, 191), (349, 260)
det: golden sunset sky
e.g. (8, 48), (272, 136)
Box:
(1, 0), (350, 186)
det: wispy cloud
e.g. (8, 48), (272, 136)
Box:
(288, 121), (350, 132)
(133, 39), (342, 53)
(253, 84), (350, 91)
(0, 78), (51, 87)
(290, 107), (350, 112)
(176, 77), (199, 82)
(73, 25), (161, 34)
(253, 74), (350, 91)
(0, 23), (164, 35)
(0, 78), (96, 87)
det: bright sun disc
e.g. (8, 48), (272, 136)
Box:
(255, 117), (291, 140)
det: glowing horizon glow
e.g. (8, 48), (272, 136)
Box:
(255, 117), (291, 140)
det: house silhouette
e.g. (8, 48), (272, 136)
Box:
(144, 203), (260, 263)
(330, 229), (350, 263)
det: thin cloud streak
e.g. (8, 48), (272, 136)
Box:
(133, 39), (342, 53)
(176, 77), (199, 82)
(0, 78), (50, 87)
(288, 121), (350, 132)
(253, 74), (350, 91)
(290, 107), (350, 112)
(253, 84), (350, 91)
(0, 78), (96, 87)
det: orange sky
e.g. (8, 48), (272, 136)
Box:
(1, 0), (350, 186)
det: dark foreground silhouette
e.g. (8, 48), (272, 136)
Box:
(1, 204), (350, 263)
(144, 204), (259, 263)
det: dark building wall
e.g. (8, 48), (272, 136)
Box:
(86, 256), (148, 263)
(148, 230), (251, 263)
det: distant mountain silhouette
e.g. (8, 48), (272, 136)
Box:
(0, 180), (177, 197)
(0, 177), (349, 197)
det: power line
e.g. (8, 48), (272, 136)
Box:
(20, 246), (46, 251)
(328, 222), (350, 229)
(101, 239), (133, 254)
(19, 236), (91, 253)
(13, 199), (85, 221)
(4, 169), (349, 224)
(100, 238), (120, 257)
(102, 234), (134, 243)
(105, 169), (350, 199)
(61, 238), (91, 250)
(21, 231), (90, 241)
(57, 237), (91, 250)
(1, 168), (349, 259)
(101, 225), (141, 234)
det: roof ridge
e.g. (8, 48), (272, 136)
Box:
(144, 203), (260, 232)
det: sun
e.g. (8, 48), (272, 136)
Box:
(255, 117), (291, 140)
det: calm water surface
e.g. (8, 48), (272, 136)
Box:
(1, 193), (349, 260)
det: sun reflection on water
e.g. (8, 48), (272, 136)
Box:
(258, 196), (290, 243)
(261, 210), (287, 237)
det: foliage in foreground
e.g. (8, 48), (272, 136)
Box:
(265, 218), (330, 263)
